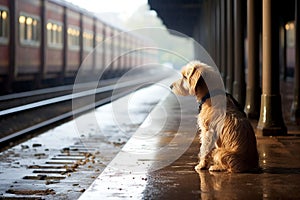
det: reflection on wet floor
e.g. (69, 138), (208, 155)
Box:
(196, 135), (300, 200)
(142, 130), (300, 199)
(80, 79), (300, 199)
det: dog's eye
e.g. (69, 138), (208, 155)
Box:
(183, 75), (187, 79)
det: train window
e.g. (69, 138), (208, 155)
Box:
(47, 21), (63, 48)
(83, 31), (94, 51)
(96, 35), (103, 45)
(105, 38), (112, 52)
(67, 26), (80, 50)
(19, 14), (40, 46)
(0, 8), (9, 44)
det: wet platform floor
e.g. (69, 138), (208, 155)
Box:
(80, 90), (300, 200)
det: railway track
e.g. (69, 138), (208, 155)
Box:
(0, 75), (173, 200)
(0, 77), (125, 111)
(0, 73), (167, 150)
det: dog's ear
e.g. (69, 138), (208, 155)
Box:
(187, 65), (203, 95)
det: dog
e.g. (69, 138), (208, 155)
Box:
(171, 61), (259, 172)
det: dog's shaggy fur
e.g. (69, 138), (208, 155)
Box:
(171, 61), (259, 172)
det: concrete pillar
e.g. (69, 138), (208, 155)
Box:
(257, 0), (287, 136)
(233, 0), (246, 106)
(226, 0), (234, 93)
(245, 0), (261, 119)
(291, 0), (300, 124)
(220, 0), (227, 82)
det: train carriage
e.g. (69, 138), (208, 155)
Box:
(119, 32), (126, 73)
(109, 26), (116, 73)
(45, 0), (64, 78)
(113, 28), (120, 73)
(129, 36), (136, 70)
(0, 0), (157, 94)
(81, 14), (94, 72)
(94, 20), (104, 71)
(16, 0), (42, 79)
(139, 41), (143, 66)
(125, 34), (132, 71)
(104, 25), (112, 68)
(0, 0), (9, 80)
(65, 8), (80, 77)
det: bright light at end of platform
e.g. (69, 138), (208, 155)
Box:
(285, 22), (294, 30)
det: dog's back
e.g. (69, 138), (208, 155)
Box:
(215, 95), (259, 172)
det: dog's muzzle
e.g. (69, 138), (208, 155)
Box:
(170, 84), (174, 89)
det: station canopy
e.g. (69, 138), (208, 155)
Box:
(148, 0), (295, 38)
(148, 0), (202, 37)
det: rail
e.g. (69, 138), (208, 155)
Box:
(0, 77), (151, 117)
(0, 73), (168, 148)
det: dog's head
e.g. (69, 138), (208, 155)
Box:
(171, 61), (220, 98)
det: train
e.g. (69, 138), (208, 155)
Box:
(0, 0), (157, 94)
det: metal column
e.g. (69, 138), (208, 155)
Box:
(226, 0), (234, 93)
(257, 0), (287, 135)
(245, 0), (261, 119)
(291, 0), (300, 124)
(280, 22), (287, 81)
(215, 0), (221, 69)
(233, 0), (246, 106)
(220, 0), (227, 82)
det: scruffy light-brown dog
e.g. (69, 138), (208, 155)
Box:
(171, 61), (259, 172)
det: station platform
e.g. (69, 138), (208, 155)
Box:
(79, 86), (300, 199)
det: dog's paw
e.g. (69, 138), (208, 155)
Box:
(195, 164), (206, 172)
(208, 165), (226, 172)
(195, 160), (208, 171)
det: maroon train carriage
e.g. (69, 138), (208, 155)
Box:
(81, 14), (94, 73)
(119, 32), (127, 74)
(112, 28), (120, 74)
(122, 33), (130, 72)
(0, 0), (157, 94)
(104, 25), (113, 69)
(16, 0), (42, 80)
(138, 40), (144, 67)
(94, 20), (104, 72)
(130, 36), (136, 69)
(0, 0), (9, 83)
(107, 26), (117, 74)
(45, 0), (64, 78)
(125, 34), (132, 72)
(114, 28), (127, 75)
(65, 8), (80, 77)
